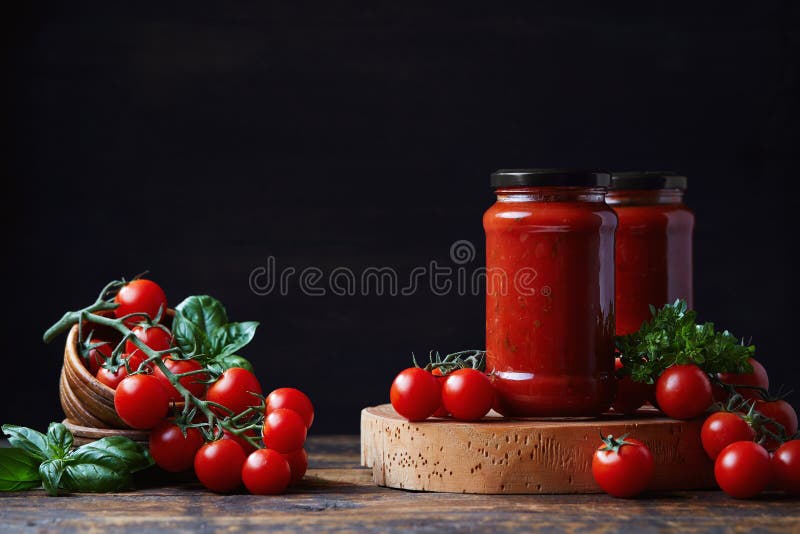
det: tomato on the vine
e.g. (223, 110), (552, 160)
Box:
(716, 358), (769, 402)
(84, 339), (111, 375)
(114, 279), (168, 324)
(390, 367), (441, 421)
(266, 388), (314, 429)
(701, 411), (755, 460)
(114, 374), (169, 429)
(96, 353), (146, 389)
(655, 364), (712, 419)
(714, 441), (771, 499)
(194, 440), (247, 493)
(282, 448), (308, 485)
(125, 324), (172, 358)
(242, 449), (291, 495)
(153, 357), (208, 400)
(591, 435), (654, 498)
(441, 369), (494, 421)
(772, 440), (800, 495)
(148, 422), (204, 472)
(206, 367), (263, 416)
(755, 399), (798, 450)
(262, 408), (307, 453)
(612, 357), (651, 415)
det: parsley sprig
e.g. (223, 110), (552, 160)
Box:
(617, 300), (755, 384)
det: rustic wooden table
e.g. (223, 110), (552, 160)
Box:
(1, 435), (798, 532)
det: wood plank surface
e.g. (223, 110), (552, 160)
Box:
(1, 435), (798, 533)
(361, 404), (716, 494)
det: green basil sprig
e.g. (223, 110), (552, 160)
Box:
(172, 295), (258, 372)
(1, 423), (152, 496)
(617, 299), (755, 384)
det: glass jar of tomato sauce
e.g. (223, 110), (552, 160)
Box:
(485, 169), (616, 417)
(607, 172), (694, 336)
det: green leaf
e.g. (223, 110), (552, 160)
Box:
(208, 354), (255, 374)
(2, 425), (50, 462)
(0, 448), (41, 492)
(210, 322), (259, 357)
(46, 423), (73, 459)
(39, 459), (66, 496)
(172, 309), (211, 356)
(175, 295), (229, 335)
(59, 436), (153, 494)
(617, 300), (755, 384)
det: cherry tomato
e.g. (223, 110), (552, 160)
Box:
(148, 422), (204, 472)
(701, 411), (755, 460)
(390, 367), (441, 421)
(431, 368), (449, 418)
(125, 324), (172, 358)
(442, 369), (494, 421)
(655, 364), (712, 420)
(755, 399), (799, 450)
(95, 353), (147, 389)
(194, 440), (246, 493)
(262, 408), (307, 453)
(714, 441), (771, 498)
(153, 357), (208, 400)
(266, 388), (314, 429)
(206, 368), (263, 416)
(114, 279), (168, 324)
(772, 440), (800, 495)
(612, 357), (651, 415)
(222, 429), (260, 454)
(241, 449), (291, 495)
(282, 448), (308, 485)
(591, 436), (654, 498)
(114, 374), (169, 429)
(715, 358), (769, 402)
(84, 339), (112, 375)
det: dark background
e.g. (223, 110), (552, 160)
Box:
(2, 1), (798, 434)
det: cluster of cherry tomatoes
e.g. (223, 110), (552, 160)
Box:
(80, 278), (315, 495)
(390, 366), (495, 422)
(157, 386), (314, 495)
(602, 356), (799, 498)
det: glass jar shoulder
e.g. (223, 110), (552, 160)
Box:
(484, 200), (617, 232)
(613, 202), (694, 230)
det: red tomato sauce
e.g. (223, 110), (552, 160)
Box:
(607, 173), (693, 335)
(484, 170), (616, 417)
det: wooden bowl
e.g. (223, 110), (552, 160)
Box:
(62, 419), (149, 447)
(60, 310), (175, 430)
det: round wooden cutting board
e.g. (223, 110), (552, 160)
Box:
(361, 404), (715, 494)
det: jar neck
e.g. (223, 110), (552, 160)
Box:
(605, 189), (685, 206)
(494, 187), (607, 203)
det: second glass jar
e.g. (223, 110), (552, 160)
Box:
(607, 171), (694, 336)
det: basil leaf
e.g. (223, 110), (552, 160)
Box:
(210, 321), (259, 357)
(175, 295), (229, 335)
(39, 459), (66, 496)
(209, 354), (255, 374)
(2, 425), (49, 462)
(0, 448), (41, 492)
(59, 436), (152, 493)
(172, 309), (211, 357)
(46, 423), (73, 459)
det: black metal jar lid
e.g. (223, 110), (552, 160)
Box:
(609, 171), (687, 191)
(491, 169), (611, 188)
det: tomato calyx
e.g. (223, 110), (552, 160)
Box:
(414, 349), (486, 376)
(598, 433), (635, 454)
